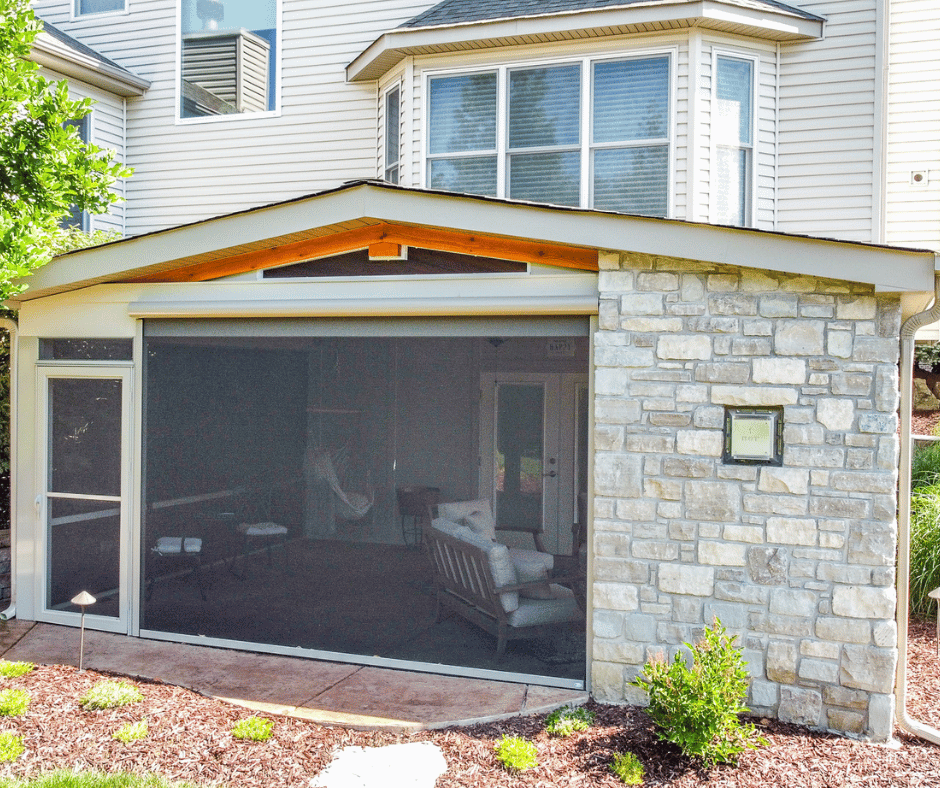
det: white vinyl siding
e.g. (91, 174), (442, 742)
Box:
(33, 0), (433, 235)
(776, 0), (878, 242)
(885, 0), (940, 250)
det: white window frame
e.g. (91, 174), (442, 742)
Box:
(175, 0), (282, 125)
(710, 50), (758, 227)
(382, 83), (402, 184)
(421, 48), (675, 217)
(72, 0), (127, 20)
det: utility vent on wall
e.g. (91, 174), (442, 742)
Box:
(182, 29), (270, 114)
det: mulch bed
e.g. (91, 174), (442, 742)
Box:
(913, 411), (940, 438)
(0, 623), (938, 787)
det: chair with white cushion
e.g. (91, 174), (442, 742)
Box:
(147, 536), (207, 601)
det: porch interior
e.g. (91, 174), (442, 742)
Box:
(49, 327), (590, 685)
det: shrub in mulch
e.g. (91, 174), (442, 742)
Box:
(0, 625), (935, 787)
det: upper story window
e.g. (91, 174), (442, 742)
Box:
(713, 55), (754, 226)
(384, 86), (401, 184)
(180, 0), (277, 119)
(426, 54), (671, 217)
(60, 116), (90, 231)
(75, 0), (124, 15)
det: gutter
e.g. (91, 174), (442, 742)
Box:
(0, 319), (15, 621)
(896, 266), (940, 744)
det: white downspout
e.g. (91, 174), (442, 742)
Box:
(0, 318), (16, 621)
(896, 267), (940, 744)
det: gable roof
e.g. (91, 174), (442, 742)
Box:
(348, 0), (824, 81)
(400, 0), (823, 30)
(32, 20), (150, 97)
(12, 181), (936, 304)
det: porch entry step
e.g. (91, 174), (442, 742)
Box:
(0, 623), (587, 731)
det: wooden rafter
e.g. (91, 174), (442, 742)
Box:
(126, 222), (598, 283)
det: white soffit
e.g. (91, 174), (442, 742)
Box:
(347, 0), (825, 82)
(15, 183), (937, 301)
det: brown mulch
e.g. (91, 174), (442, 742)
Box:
(912, 411), (940, 438)
(0, 625), (939, 787)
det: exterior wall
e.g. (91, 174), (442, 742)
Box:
(38, 67), (127, 235)
(591, 251), (900, 740)
(885, 0), (940, 250)
(32, 0), (435, 235)
(777, 0), (880, 242)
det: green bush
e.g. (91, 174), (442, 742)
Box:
(80, 680), (143, 711)
(610, 751), (645, 785)
(630, 620), (766, 768)
(493, 735), (538, 773)
(112, 720), (148, 744)
(910, 482), (940, 616)
(545, 705), (595, 737)
(231, 717), (273, 742)
(0, 732), (23, 762)
(0, 661), (33, 679)
(0, 688), (28, 717)
(912, 442), (940, 488)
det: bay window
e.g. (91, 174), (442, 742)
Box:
(426, 54), (671, 216)
(713, 55), (754, 226)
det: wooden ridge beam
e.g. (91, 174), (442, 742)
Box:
(126, 222), (598, 283)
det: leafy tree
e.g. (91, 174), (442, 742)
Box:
(0, 0), (131, 300)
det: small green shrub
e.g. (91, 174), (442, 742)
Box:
(910, 482), (940, 616)
(916, 342), (940, 370)
(112, 720), (148, 744)
(493, 735), (538, 773)
(80, 680), (143, 711)
(545, 705), (595, 737)
(0, 661), (33, 679)
(912, 442), (940, 488)
(610, 751), (645, 785)
(0, 732), (24, 762)
(0, 689), (28, 717)
(231, 717), (273, 742)
(630, 619), (767, 768)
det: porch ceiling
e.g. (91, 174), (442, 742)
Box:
(11, 181), (938, 303)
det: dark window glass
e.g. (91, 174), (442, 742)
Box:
(40, 339), (133, 361)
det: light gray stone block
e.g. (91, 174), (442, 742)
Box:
(778, 687), (822, 727)
(759, 468), (810, 495)
(686, 481), (740, 521)
(752, 358), (807, 384)
(840, 645), (896, 693)
(747, 546), (789, 585)
(774, 320), (825, 355)
(658, 563), (715, 596)
(620, 292), (664, 315)
(658, 335), (712, 360)
(832, 586), (895, 619)
(595, 454), (643, 498)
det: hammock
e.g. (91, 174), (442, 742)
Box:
(308, 445), (374, 521)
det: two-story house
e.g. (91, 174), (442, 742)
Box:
(8, 0), (940, 742)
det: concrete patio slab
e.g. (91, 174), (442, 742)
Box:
(0, 623), (588, 731)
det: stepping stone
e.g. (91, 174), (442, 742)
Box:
(311, 741), (447, 788)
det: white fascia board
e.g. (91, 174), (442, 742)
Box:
(32, 32), (150, 97)
(347, 0), (824, 82)
(19, 184), (935, 299)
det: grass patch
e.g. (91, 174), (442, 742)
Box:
(231, 717), (273, 742)
(611, 751), (645, 784)
(545, 705), (595, 737)
(493, 735), (538, 773)
(0, 689), (28, 717)
(0, 661), (33, 679)
(0, 732), (23, 763)
(112, 720), (148, 744)
(0, 772), (199, 788)
(910, 482), (940, 616)
(79, 681), (143, 711)
(913, 441), (940, 488)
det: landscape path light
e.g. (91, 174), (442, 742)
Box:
(70, 591), (96, 670)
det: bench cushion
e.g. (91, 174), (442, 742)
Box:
(507, 585), (579, 628)
(438, 499), (497, 542)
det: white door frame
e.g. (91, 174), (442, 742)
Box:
(35, 366), (134, 634)
(479, 371), (586, 554)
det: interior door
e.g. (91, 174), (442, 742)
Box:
(480, 373), (586, 554)
(38, 367), (132, 632)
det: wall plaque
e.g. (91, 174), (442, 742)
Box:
(722, 407), (783, 466)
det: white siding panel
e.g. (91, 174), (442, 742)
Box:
(886, 0), (940, 250)
(776, 0), (878, 240)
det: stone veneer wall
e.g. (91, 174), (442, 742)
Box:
(591, 251), (901, 740)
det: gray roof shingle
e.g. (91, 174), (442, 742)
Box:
(400, 0), (823, 29)
(40, 20), (137, 77)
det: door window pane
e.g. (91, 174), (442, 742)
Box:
(593, 146), (669, 216)
(180, 0), (277, 118)
(47, 498), (120, 617)
(593, 57), (669, 143)
(428, 73), (497, 154)
(496, 383), (544, 532)
(48, 378), (122, 497)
